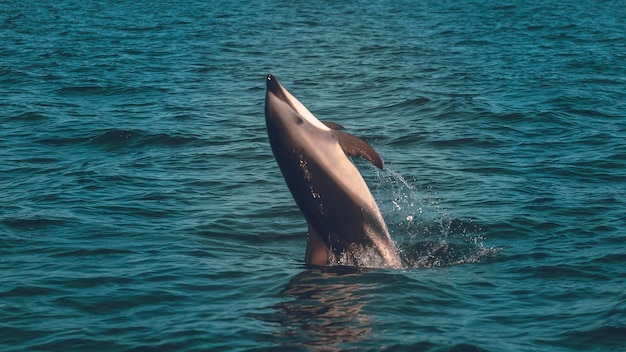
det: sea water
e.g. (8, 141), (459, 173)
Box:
(1, 1), (624, 351)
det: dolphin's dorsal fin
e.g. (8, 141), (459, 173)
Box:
(335, 131), (384, 169)
(322, 121), (344, 130)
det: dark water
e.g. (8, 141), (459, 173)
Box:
(1, 1), (625, 351)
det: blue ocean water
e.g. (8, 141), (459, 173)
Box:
(1, 0), (625, 351)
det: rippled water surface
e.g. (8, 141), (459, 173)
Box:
(1, 1), (625, 351)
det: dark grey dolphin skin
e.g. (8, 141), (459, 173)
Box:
(264, 74), (402, 268)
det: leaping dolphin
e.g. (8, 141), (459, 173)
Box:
(264, 74), (402, 269)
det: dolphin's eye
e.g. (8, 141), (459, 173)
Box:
(296, 117), (304, 125)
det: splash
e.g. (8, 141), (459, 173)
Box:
(329, 245), (397, 269)
(373, 168), (498, 268)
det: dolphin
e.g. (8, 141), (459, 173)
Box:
(264, 74), (402, 268)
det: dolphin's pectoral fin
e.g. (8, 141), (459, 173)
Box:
(305, 225), (330, 266)
(322, 121), (344, 130)
(335, 131), (384, 169)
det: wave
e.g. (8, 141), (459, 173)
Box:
(382, 342), (489, 352)
(429, 137), (502, 148)
(554, 325), (626, 351)
(56, 86), (108, 95)
(51, 248), (136, 258)
(38, 129), (201, 150)
(2, 217), (68, 229)
(55, 85), (169, 96)
(0, 285), (65, 298)
(383, 97), (432, 110)
(17, 157), (60, 167)
(523, 264), (611, 281)
(10, 111), (47, 121)
(597, 253), (626, 264)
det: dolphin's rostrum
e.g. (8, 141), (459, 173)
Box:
(265, 74), (402, 268)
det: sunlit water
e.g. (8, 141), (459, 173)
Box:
(1, 1), (625, 351)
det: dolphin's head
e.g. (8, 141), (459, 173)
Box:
(264, 74), (384, 170)
(265, 75), (330, 147)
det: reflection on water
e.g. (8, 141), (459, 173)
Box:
(261, 267), (372, 351)
(251, 245), (498, 350)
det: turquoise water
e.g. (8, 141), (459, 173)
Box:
(1, 1), (625, 351)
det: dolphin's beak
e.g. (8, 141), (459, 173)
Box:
(266, 74), (293, 109)
(266, 74), (279, 92)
